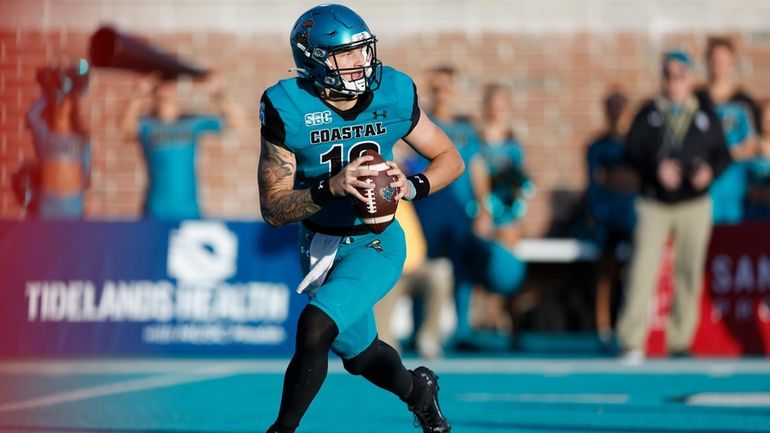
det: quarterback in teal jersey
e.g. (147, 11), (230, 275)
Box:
(258, 4), (463, 433)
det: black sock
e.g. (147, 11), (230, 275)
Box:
(266, 422), (296, 433)
(271, 305), (339, 431)
(404, 373), (422, 407)
(342, 339), (415, 401)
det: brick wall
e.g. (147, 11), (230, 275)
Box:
(2, 1), (770, 235)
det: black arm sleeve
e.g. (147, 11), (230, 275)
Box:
(404, 83), (421, 136)
(259, 93), (287, 148)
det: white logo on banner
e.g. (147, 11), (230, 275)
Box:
(24, 221), (293, 346)
(168, 221), (238, 286)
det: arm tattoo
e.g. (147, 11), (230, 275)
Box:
(258, 138), (320, 226)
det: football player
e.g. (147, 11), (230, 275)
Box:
(258, 4), (463, 433)
(411, 65), (489, 350)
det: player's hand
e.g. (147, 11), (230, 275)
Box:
(385, 161), (409, 201)
(657, 159), (682, 191)
(329, 155), (377, 203)
(689, 160), (713, 191)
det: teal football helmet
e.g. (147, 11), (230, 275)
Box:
(290, 4), (382, 97)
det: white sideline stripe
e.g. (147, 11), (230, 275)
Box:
(458, 392), (629, 404)
(685, 393), (770, 407)
(1, 358), (770, 376)
(0, 365), (239, 413)
(415, 359), (767, 375)
(0, 360), (293, 375)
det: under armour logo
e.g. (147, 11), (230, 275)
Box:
(373, 110), (388, 119)
(421, 372), (433, 386)
(318, 180), (325, 189)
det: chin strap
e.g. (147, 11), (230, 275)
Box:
(321, 87), (361, 101)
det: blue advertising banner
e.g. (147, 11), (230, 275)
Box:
(0, 220), (305, 356)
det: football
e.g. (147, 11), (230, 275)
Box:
(354, 149), (399, 234)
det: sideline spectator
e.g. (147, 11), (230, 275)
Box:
(746, 99), (770, 220)
(25, 60), (91, 219)
(120, 72), (245, 219)
(697, 37), (758, 224)
(375, 200), (454, 359)
(412, 65), (491, 350)
(617, 50), (731, 364)
(473, 83), (529, 333)
(584, 89), (637, 346)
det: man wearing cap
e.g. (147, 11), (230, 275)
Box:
(616, 50), (731, 364)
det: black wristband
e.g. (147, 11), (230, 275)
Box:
(406, 174), (431, 200)
(309, 179), (335, 207)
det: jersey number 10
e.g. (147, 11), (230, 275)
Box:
(320, 141), (381, 175)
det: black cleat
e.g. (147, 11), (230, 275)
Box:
(408, 366), (451, 433)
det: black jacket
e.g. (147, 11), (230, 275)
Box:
(625, 99), (732, 204)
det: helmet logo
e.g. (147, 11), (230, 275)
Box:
(295, 19), (313, 51)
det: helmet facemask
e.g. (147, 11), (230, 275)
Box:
(323, 37), (380, 97)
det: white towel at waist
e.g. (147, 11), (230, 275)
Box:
(296, 232), (341, 295)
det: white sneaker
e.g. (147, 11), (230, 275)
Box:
(619, 349), (645, 366)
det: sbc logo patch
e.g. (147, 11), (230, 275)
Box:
(304, 111), (332, 127)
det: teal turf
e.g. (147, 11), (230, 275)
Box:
(1, 358), (769, 433)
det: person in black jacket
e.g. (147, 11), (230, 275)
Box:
(616, 50), (731, 364)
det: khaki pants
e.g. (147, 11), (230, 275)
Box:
(375, 258), (453, 355)
(616, 195), (713, 352)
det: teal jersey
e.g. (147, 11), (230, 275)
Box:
(138, 115), (223, 219)
(716, 102), (753, 148)
(483, 138), (524, 176)
(430, 117), (481, 209)
(260, 66), (419, 229)
(479, 138), (532, 225)
(710, 102), (754, 224)
(586, 135), (636, 232)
